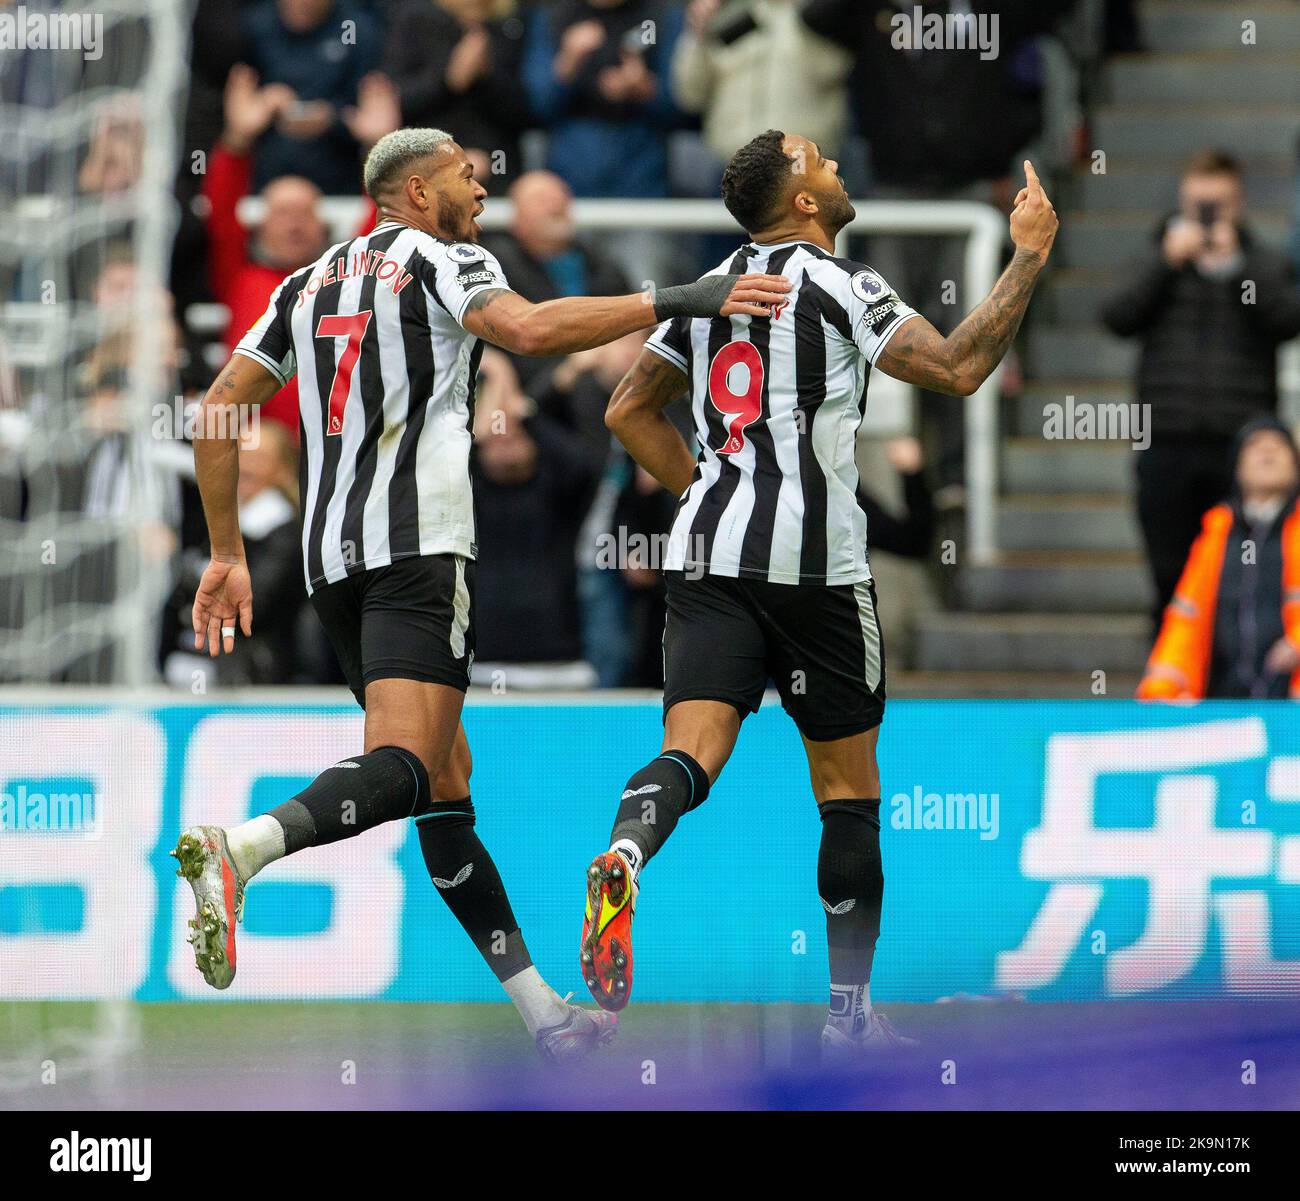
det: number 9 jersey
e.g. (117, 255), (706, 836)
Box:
(645, 240), (918, 587)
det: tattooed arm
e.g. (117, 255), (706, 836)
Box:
(877, 160), (1058, 397)
(460, 273), (790, 357)
(605, 347), (695, 497)
(876, 249), (1045, 396)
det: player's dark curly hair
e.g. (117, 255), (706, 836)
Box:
(721, 129), (791, 235)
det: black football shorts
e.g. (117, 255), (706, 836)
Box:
(309, 553), (475, 707)
(661, 569), (886, 741)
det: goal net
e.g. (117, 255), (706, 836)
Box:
(0, 0), (195, 1096)
(0, 0), (190, 687)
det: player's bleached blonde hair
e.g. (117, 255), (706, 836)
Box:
(363, 128), (455, 201)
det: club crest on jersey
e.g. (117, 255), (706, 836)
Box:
(851, 269), (889, 305)
(447, 243), (485, 264)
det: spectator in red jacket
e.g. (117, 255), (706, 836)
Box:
(203, 65), (329, 433)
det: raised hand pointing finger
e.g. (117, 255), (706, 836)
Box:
(1024, 159), (1042, 197)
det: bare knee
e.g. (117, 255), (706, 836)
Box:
(363, 679), (463, 780)
(811, 762), (879, 804)
(804, 729), (880, 804)
(662, 700), (741, 783)
(434, 724), (472, 799)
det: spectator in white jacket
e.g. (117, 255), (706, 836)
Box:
(671, 0), (852, 169)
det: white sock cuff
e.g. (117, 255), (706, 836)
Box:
(502, 965), (568, 1037)
(226, 814), (286, 880)
(609, 839), (643, 879)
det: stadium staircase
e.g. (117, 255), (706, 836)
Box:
(907, 0), (1300, 698)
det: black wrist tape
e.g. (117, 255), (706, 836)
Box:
(652, 274), (742, 321)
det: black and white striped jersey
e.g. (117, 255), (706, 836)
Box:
(645, 241), (918, 586)
(233, 219), (511, 594)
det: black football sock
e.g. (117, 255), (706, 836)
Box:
(818, 798), (883, 1037)
(263, 745), (431, 854)
(416, 797), (534, 984)
(607, 750), (711, 876)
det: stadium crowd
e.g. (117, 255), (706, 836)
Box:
(6, 0), (1300, 699)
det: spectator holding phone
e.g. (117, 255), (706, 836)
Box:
(522, 0), (684, 199)
(384, 0), (532, 187)
(1102, 150), (1300, 622)
(240, 0), (384, 193)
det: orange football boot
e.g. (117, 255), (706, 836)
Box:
(579, 851), (638, 1011)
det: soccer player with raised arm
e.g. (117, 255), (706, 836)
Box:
(174, 128), (789, 1062)
(578, 129), (1058, 1056)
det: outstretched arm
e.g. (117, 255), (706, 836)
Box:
(875, 250), (1043, 396)
(191, 353), (281, 656)
(460, 273), (790, 358)
(605, 348), (695, 496)
(876, 160), (1058, 397)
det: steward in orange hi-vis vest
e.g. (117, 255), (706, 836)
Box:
(1139, 418), (1300, 700)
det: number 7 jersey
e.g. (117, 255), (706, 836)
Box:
(233, 220), (512, 594)
(646, 240), (918, 586)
